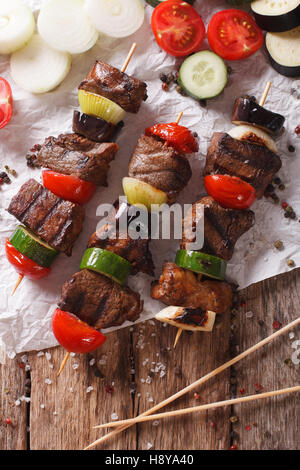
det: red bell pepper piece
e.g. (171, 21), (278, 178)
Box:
(42, 170), (96, 205)
(52, 309), (106, 354)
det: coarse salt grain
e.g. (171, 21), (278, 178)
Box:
(15, 400), (21, 406)
(146, 376), (152, 384)
(45, 352), (51, 361)
(37, 351), (44, 357)
(245, 311), (254, 319)
(289, 332), (295, 339)
(86, 386), (94, 393)
(111, 413), (118, 421)
(147, 442), (153, 450)
(152, 420), (159, 426)
(89, 358), (96, 366)
(69, 387), (74, 393)
(72, 363), (79, 370)
(45, 378), (52, 385)
(40, 404), (45, 409)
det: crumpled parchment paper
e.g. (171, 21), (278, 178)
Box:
(0, 0), (299, 358)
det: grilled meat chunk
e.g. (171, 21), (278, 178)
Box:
(181, 196), (255, 261)
(58, 269), (143, 329)
(151, 262), (233, 314)
(88, 200), (154, 276)
(37, 133), (118, 186)
(72, 111), (124, 143)
(7, 179), (84, 256)
(204, 132), (282, 198)
(128, 135), (192, 203)
(78, 60), (147, 113)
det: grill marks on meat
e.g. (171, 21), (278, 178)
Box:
(181, 196), (255, 261)
(151, 262), (233, 314)
(79, 61), (147, 113)
(204, 132), (282, 198)
(88, 201), (154, 276)
(128, 135), (192, 203)
(37, 133), (119, 186)
(58, 269), (143, 329)
(7, 179), (84, 256)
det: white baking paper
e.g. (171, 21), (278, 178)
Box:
(0, 0), (299, 358)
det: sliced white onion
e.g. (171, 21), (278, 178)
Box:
(0, 0), (35, 54)
(10, 34), (71, 94)
(85, 0), (145, 38)
(155, 306), (216, 332)
(37, 0), (98, 54)
(228, 124), (278, 154)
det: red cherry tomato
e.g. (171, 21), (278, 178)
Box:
(42, 170), (96, 205)
(0, 77), (13, 130)
(52, 309), (106, 354)
(207, 9), (263, 61)
(151, 0), (206, 57)
(204, 175), (256, 210)
(145, 122), (199, 154)
(5, 239), (50, 280)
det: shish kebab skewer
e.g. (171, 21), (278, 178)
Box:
(7, 46), (140, 295)
(153, 81), (282, 347)
(55, 111), (199, 375)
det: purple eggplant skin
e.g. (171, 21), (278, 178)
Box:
(251, 4), (300, 33)
(266, 51), (300, 79)
(72, 111), (124, 142)
(232, 97), (285, 136)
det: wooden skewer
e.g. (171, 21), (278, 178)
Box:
(96, 385), (300, 429)
(121, 43), (137, 73)
(57, 46), (138, 378)
(57, 352), (70, 377)
(175, 111), (183, 124)
(85, 316), (300, 449)
(259, 81), (272, 107)
(173, 328), (183, 348)
(11, 274), (24, 296)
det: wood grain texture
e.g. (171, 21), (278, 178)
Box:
(0, 269), (299, 450)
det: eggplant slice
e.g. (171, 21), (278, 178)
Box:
(266, 26), (300, 77)
(251, 0), (300, 33)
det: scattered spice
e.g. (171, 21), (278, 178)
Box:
(0, 171), (11, 184)
(278, 183), (285, 191)
(282, 202), (288, 209)
(273, 177), (281, 186)
(199, 99), (207, 108)
(162, 82), (169, 92)
(288, 145), (295, 153)
(273, 240), (284, 251)
(210, 421), (216, 429)
(240, 300), (246, 308)
(105, 385), (114, 394)
(284, 358), (293, 368)
(295, 125), (300, 135)
(240, 387), (245, 395)
(230, 415), (238, 423)
(230, 445), (237, 450)
(287, 259), (295, 267)
(175, 85), (187, 96)
(245, 425), (252, 431)
(272, 320), (281, 330)
(193, 392), (201, 400)
(5, 418), (12, 425)
(254, 383), (264, 393)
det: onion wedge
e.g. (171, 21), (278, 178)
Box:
(155, 306), (216, 332)
(10, 34), (71, 94)
(37, 0), (98, 54)
(0, 0), (35, 54)
(85, 0), (145, 38)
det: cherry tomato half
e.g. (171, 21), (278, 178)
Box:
(52, 309), (107, 354)
(5, 239), (50, 280)
(207, 9), (263, 61)
(42, 170), (96, 205)
(145, 122), (199, 154)
(0, 77), (13, 130)
(151, 0), (206, 57)
(204, 174), (256, 210)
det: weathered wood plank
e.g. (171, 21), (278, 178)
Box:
(232, 269), (300, 450)
(0, 355), (28, 450)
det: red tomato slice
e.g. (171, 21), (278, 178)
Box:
(204, 174), (256, 210)
(151, 0), (205, 57)
(145, 122), (199, 154)
(52, 309), (106, 354)
(42, 170), (96, 205)
(207, 9), (263, 61)
(0, 77), (13, 130)
(5, 239), (50, 280)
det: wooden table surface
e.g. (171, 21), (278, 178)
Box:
(0, 268), (299, 450)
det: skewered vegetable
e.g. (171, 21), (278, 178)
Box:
(266, 27), (300, 77)
(80, 248), (131, 286)
(155, 306), (216, 332)
(72, 111), (124, 143)
(42, 171), (96, 205)
(0, 0), (35, 55)
(204, 175), (256, 210)
(251, 0), (300, 33)
(228, 124), (277, 153)
(175, 250), (227, 280)
(78, 90), (126, 125)
(10, 226), (58, 268)
(123, 177), (168, 211)
(145, 122), (199, 154)
(10, 34), (71, 94)
(5, 239), (51, 280)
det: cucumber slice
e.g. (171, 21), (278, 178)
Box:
(10, 225), (59, 268)
(80, 248), (131, 285)
(122, 177), (168, 211)
(155, 306), (216, 332)
(175, 250), (227, 280)
(78, 89), (126, 125)
(178, 50), (228, 100)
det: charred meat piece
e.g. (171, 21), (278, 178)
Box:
(88, 200), (154, 276)
(232, 96), (285, 136)
(58, 269), (143, 329)
(128, 135), (192, 203)
(37, 133), (119, 186)
(151, 262), (233, 314)
(7, 179), (84, 256)
(181, 196), (255, 261)
(72, 111), (124, 143)
(203, 132), (282, 198)
(78, 60), (147, 113)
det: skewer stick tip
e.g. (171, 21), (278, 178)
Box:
(259, 81), (272, 107)
(57, 351), (70, 377)
(173, 328), (183, 349)
(121, 43), (137, 73)
(176, 111), (183, 124)
(11, 274), (24, 296)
